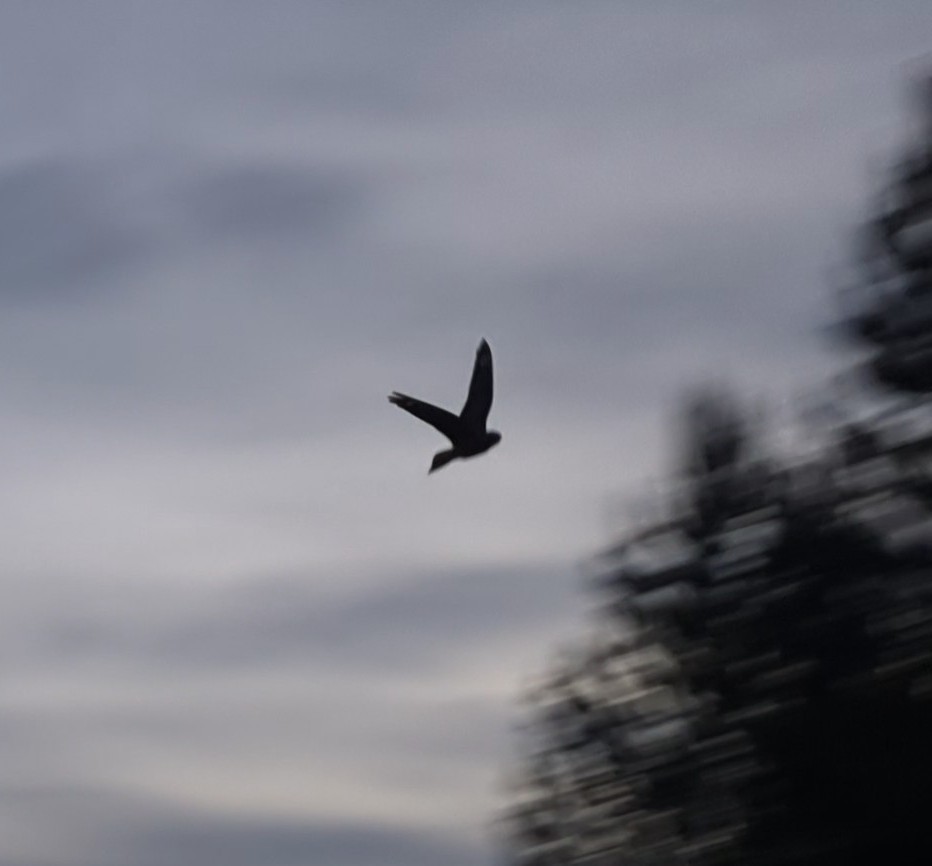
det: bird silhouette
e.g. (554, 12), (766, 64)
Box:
(389, 339), (501, 473)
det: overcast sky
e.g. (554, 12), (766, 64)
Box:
(2, 2), (931, 864)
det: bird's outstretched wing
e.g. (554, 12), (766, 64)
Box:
(461, 339), (493, 430)
(389, 392), (462, 442)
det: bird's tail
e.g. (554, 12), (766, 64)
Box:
(429, 449), (457, 474)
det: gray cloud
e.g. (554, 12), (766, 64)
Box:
(124, 816), (480, 866)
(182, 162), (364, 243)
(0, 159), (150, 303)
(20, 564), (580, 676)
(0, 563), (582, 866)
(0, 785), (482, 866)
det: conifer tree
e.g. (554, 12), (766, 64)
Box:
(503, 74), (932, 866)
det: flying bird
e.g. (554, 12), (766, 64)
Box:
(389, 339), (501, 473)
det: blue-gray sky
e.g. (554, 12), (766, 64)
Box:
(1, 2), (930, 864)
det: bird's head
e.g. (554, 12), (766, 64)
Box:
(487, 430), (502, 448)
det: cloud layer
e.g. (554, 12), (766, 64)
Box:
(1, 2), (930, 863)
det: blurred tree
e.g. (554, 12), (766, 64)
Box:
(502, 74), (932, 866)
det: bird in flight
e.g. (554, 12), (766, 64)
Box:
(389, 338), (501, 473)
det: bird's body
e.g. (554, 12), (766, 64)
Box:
(389, 339), (501, 473)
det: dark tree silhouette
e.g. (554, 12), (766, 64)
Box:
(502, 74), (932, 866)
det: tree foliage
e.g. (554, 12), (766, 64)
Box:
(502, 74), (932, 866)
